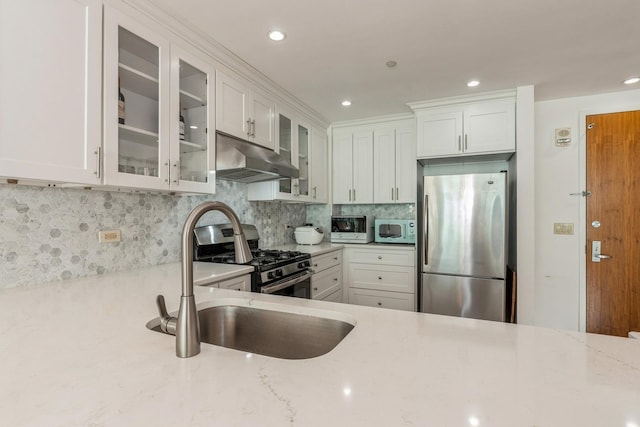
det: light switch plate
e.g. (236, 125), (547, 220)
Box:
(553, 223), (574, 235)
(98, 229), (121, 243)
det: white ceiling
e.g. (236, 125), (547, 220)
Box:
(147, 0), (640, 123)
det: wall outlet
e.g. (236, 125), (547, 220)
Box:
(553, 223), (574, 235)
(98, 229), (121, 243)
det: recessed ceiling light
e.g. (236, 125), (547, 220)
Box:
(268, 30), (286, 41)
(386, 60), (397, 68)
(467, 80), (480, 87)
(623, 77), (640, 85)
(341, 100), (352, 107)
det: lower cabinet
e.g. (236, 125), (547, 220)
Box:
(310, 249), (343, 301)
(204, 274), (251, 292)
(345, 246), (416, 311)
(348, 288), (415, 311)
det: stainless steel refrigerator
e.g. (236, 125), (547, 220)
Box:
(420, 172), (507, 321)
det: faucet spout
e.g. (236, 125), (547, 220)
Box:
(170, 201), (252, 358)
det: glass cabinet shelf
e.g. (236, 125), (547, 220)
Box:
(179, 89), (205, 109)
(119, 63), (158, 100)
(180, 140), (206, 153)
(119, 124), (159, 147)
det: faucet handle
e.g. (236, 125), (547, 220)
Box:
(156, 295), (177, 335)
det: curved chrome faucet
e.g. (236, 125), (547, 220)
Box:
(156, 201), (253, 358)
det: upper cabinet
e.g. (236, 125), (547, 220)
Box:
(247, 108), (328, 203)
(411, 94), (516, 159)
(332, 129), (374, 204)
(102, 6), (215, 193)
(0, 0), (102, 185)
(215, 70), (275, 150)
(373, 126), (416, 203)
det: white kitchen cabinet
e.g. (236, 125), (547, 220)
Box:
(0, 0), (102, 185)
(310, 126), (329, 203)
(217, 274), (251, 292)
(345, 246), (416, 311)
(103, 6), (215, 193)
(332, 129), (374, 204)
(348, 288), (415, 311)
(373, 126), (416, 203)
(414, 98), (515, 159)
(247, 113), (328, 203)
(310, 248), (343, 301)
(215, 70), (275, 150)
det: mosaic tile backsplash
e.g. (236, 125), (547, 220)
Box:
(0, 181), (305, 289)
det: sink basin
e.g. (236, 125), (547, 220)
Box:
(147, 302), (355, 359)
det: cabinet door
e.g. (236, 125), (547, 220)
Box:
(218, 275), (251, 292)
(310, 127), (328, 203)
(275, 108), (296, 199)
(170, 44), (215, 193)
(463, 100), (515, 154)
(0, 0), (102, 184)
(373, 128), (396, 203)
(351, 130), (374, 203)
(416, 110), (463, 158)
(332, 130), (353, 204)
(394, 126), (416, 203)
(215, 70), (249, 140)
(103, 6), (171, 190)
(296, 121), (311, 200)
(251, 90), (275, 150)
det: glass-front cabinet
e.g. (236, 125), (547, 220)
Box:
(277, 109), (295, 197)
(103, 6), (214, 193)
(170, 46), (215, 193)
(296, 121), (310, 199)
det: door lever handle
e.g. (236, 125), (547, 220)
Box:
(596, 254), (612, 259)
(591, 240), (612, 262)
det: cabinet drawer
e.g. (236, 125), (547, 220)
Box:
(218, 274), (251, 292)
(312, 265), (342, 300)
(348, 288), (415, 311)
(349, 264), (415, 293)
(347, 248), (414, 267)
(321, 288), (343, 303)
(311, 250), (342, 273)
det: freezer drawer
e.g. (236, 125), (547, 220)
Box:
(421, 274), (505, 321)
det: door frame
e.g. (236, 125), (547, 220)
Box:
(578, 102), (640, 332)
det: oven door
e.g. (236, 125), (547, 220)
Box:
(260, 271), (312, 299)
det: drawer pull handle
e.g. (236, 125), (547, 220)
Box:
(377, 302), (382, 306)
(378, 256), (382, 260)
(313, 287), (318, 291)
(333, 257), (338, 260)
(333, 278), (338, 281)
(378, 276), (382, 280)
(313, 263), (318, 267)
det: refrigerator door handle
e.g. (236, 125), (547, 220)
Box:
(423, 195), (429, 266)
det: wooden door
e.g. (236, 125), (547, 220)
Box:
(586, 110), (640, 337)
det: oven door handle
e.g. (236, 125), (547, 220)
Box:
(260, 271), (312, 294)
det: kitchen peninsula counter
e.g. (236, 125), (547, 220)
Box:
(1, 262), (639, 426)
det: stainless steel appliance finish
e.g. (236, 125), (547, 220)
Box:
(216, 132), (299, 183)
(155, 201), (253, 358)
(149, 305), (354, 359)
(330, 215), (374, 243)
(421, 173), (507, 322)
(194, 223), (312, 298)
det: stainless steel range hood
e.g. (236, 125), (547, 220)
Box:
(216, 132), (299, 183)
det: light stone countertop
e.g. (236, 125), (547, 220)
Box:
(1, 262), (639, 426)
(274, 241), (415, 255)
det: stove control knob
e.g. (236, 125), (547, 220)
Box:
(276, 269), (283, 277)
(304, 260), (311, 267)
(268, 271), (275, 280)
(298, 262), (305, 269)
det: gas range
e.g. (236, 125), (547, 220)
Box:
(194, 224), (312, 298)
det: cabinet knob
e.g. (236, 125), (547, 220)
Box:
(333, 257), (338, 260)
(313, 287), (318, 291)
(377, 302), (382, 306)
(313, 263), (318, 267)
(378, 256), (382, 260)
(378, 276), (382, 280)
(333, 278), (338, 281)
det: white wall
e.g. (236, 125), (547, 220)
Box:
(533, 88), (640, 330)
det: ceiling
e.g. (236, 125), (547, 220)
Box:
(147, 0), (640, 123)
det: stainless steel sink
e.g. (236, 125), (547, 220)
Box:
(148, 304), (355, 359)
